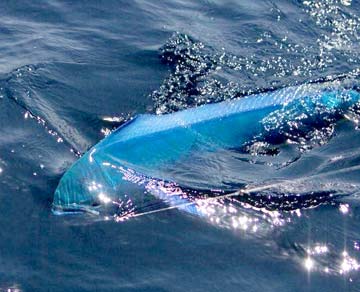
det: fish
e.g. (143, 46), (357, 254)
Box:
(52, 80), (360, 219)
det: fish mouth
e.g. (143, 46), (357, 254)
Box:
(52, 203), (100, 216)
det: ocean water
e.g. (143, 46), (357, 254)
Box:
(1, 0), (360, 291)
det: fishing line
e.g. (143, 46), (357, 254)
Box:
(120, 164), (360, 219)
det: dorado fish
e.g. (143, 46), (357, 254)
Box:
(53, 80), (360, 218)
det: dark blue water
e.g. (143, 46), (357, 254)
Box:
(1, 0), (360, 291)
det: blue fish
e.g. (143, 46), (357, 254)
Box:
(53, 81), (360, 218)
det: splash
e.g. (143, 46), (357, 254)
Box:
(152, 0), (360, 115)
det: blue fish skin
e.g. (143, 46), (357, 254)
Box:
(53, 82), (360, 216)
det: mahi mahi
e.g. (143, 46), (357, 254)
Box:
(53, 80), (360, 217)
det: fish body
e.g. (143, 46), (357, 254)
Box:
(53, 81), (360, 216)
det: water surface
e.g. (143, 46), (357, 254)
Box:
(1, 0), (360, 291)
